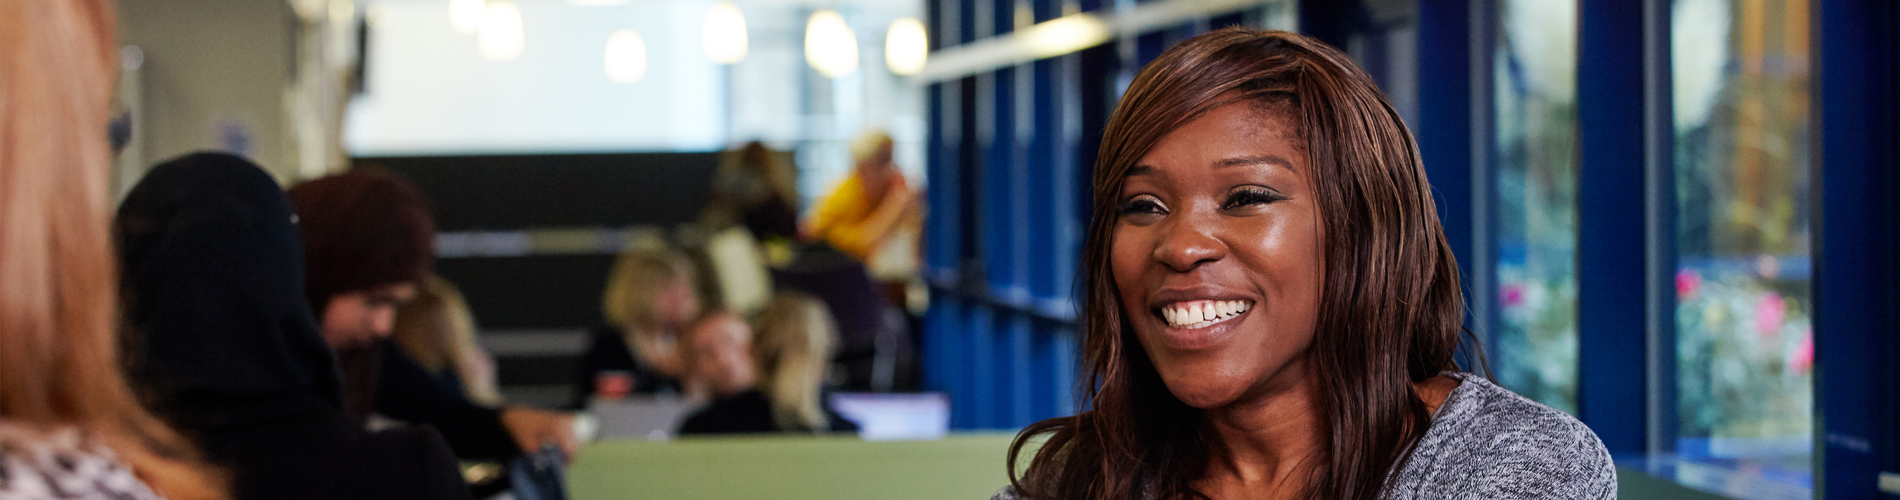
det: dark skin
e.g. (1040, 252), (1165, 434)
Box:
(1111, 99), (1458, 499)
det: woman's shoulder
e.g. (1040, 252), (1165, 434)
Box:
(1433, 374), (1604, 447)
(1389, 374), (1616, 499)
(0, 421), (164, 500)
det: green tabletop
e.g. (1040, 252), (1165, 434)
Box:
(567, 433), (1022, 499)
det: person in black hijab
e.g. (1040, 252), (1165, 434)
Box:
(288, 169), (576, 461)
(117, 152), (471, 500)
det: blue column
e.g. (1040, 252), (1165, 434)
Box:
(981, 68), (1019, 296)
(926, 296), (966, 425)
(967, 305), (997, 428)
(1575, 0), (1648, 455)
(1007, 314), (1034, 427)
(1028, 321), (1062, 421)
(1812, 1), (1897, 497)
(1415, 0), (1491, 366)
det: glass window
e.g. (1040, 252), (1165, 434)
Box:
(1492, 0), (1579, 414)
(1671, 0), (1813, 489)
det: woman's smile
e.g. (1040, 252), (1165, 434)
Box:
(1151, 293), (1256, 350)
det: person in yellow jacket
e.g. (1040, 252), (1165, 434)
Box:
(804, 130), (922, 278)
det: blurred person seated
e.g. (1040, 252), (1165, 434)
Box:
(749, 292), (860, 433)
(803, 130), (922, 274)
(393, 275), (504, 407)
(574, 247), (705, 408)
(0, 3), (225, 498)
(387, 277), (514, 497)
(705, 141), (801, 244)
(288, 171), (577, 463)
(678, 296), (859, 435)
(699, 142), (801, 318)
(800, 130), (924, 391)
(118, 153), (468, 500)
(770, 244), (914, 392)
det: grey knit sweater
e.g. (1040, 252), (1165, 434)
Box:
(993, 373), (1616, 499)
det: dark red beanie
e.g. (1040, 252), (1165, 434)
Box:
(287, 169), (435, 316)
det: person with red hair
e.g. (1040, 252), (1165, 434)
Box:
(289, 170), (578, 463)
(0, 0), (225, 498)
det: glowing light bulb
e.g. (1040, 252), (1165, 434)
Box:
(329, 0), (356, 23)
(477, 0), (523, 61)
(804, 10), (859, 78)
(449, 0), (484, 33)
(604, 29), (648, 83)
(884, 17), (927, 76)
(702, 1), (748, 64)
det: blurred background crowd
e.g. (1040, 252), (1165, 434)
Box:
(1, 0), (1890, 499)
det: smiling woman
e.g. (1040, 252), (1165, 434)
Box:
(997, 29), (1614, 500)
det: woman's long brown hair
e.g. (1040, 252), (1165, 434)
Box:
(1007, 29), (1475, 500)
(0, 1), (225, 498)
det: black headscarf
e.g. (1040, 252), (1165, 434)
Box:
(117, 152), (343, 426)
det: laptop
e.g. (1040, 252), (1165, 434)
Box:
(587, 395), (693, 441)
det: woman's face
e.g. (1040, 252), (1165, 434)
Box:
(687, 314), (757, 397)
(1111, 101), (1324, 409)
(657, 277), (700, 328)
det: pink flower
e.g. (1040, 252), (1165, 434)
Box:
(1676, 269), (1701, 299)
(1754, 292), (1786, 338)
(1788, 327), (1814, 373)
(1500, 284), (1524, 308)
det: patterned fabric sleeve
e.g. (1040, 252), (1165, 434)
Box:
(0, 422), (164, 500)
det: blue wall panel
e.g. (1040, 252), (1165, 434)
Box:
(1007, 314), (1034, 427)
(924, 296), (965, 423)
(1027, 60), (1060, 300)
(966, 305), (997, 428)
(1575, 0), (1648, 456)
(1812, 0), (1898, 497)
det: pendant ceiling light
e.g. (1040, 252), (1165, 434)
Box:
(884, 17), (927, 76)
(328, 0), (356, 23)
(702, 1), (748, 64)
(804, 10), (858, 78)
(449, 0), (485, 33)
(477, 0), (524, 61)
(605, 29), (649, 83)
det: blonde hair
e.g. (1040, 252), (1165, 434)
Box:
(393, 276), (503, 406)
(751, 292), (838, 432)
(0, 1), (224, 498)
(848, 130), (894, 166)
(601, 247), (697, 331)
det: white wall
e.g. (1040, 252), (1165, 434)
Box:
(343, 0), (925, 208)
(117, 0), (294, 179)
(345, 0), (727, 155)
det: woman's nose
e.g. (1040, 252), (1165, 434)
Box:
(1152, 216), (1227, 272)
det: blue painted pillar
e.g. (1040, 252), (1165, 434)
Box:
(1575, 0), (1648, 455)
(1415, 0), (1493, 365)
(1812, 1), (1897, 497)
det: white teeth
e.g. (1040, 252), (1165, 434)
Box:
(1160, 300), (1252, 328)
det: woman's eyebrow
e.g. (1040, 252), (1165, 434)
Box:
(1126, 165), (1155, 177)
(1214, 155), (1294, 172)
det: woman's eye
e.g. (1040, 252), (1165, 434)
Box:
(1221, 187), (1285, 210)
(1117, 195), (1166, 216)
